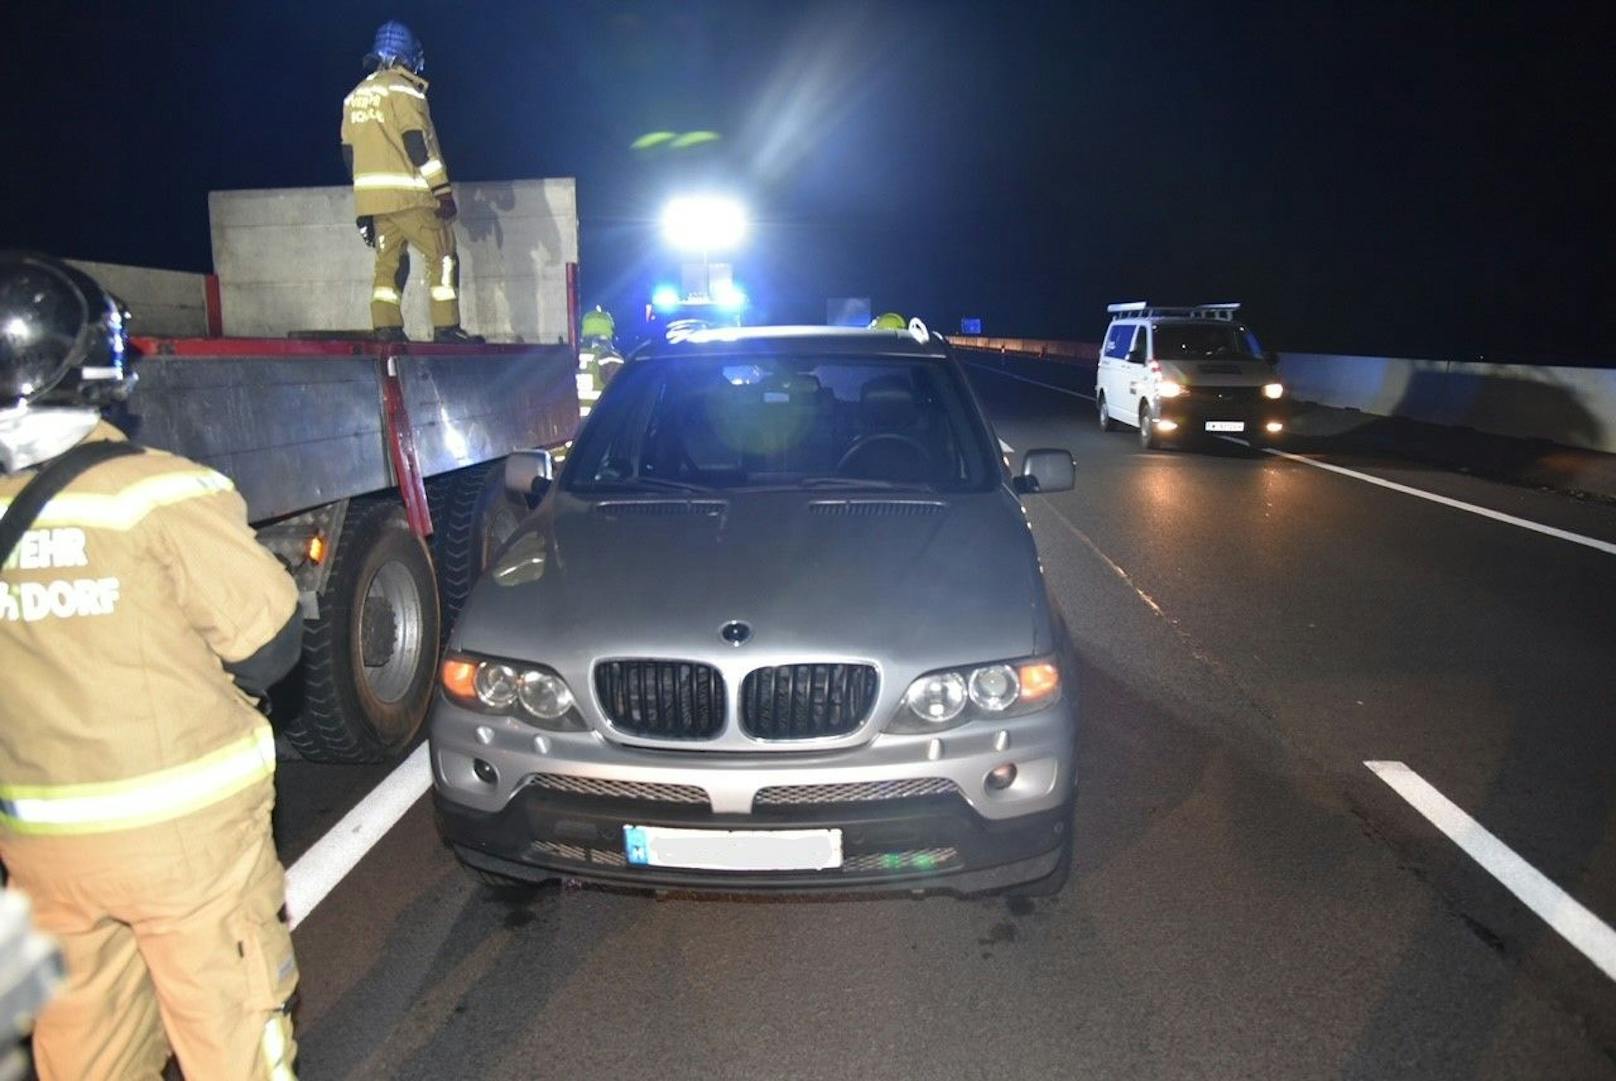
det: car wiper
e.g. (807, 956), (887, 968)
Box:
(589, 477), (715, 494)
(798, 476), (937, 491)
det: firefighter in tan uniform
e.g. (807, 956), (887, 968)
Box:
(341, 20), (482, 344)
(0, 255), (304, 1080)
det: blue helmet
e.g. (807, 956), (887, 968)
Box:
(367, 21), (425, 73)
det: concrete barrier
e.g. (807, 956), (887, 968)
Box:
(66, 259), (210, 338)
(1277, 353), (1616, 454)
(209, 179), (578, 343)
(949, 336), (1616, 455)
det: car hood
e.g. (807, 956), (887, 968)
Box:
(455, 488), (1051, 673)
(1157, 358), (1275, 386)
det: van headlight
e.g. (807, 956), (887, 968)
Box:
(441, 653), (584, 730)
(893, 657), (1062, 732)
(1263, 382), (1284, 399)
(1156, 380), (1186, 398)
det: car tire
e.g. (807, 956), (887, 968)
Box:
(1138, 400), (1159, 450)
(1097, 392), (1116, 431)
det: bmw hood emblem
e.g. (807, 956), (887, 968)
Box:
(720, 620), (752, 646)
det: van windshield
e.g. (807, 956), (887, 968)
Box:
(1153, 324), (1262, 360)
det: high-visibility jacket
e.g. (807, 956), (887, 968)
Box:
(580, 309), (616, 342)
(341, 66), (452, 217)
(0, 423), (298, 836)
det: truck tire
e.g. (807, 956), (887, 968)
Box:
(434, 459), (527, 641)
(282, 499), (441, 763)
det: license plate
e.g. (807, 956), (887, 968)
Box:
(1205, 420), (1246, 432)
(623, 825), (843, 872)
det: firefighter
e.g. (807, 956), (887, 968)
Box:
(341, 20), (482, 343)
(0, 255), (303, 1080)
(575, 306), (622, 419)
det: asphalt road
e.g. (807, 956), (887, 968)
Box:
(273, 353), (1616, 1080)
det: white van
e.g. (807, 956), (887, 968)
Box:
(1094, 302), (1287, 449)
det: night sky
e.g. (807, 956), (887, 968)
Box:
(6, 1), (1613, 358)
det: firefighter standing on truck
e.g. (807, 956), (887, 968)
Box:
(341, 20), (482, 343)
(0, 254), (304, 1080)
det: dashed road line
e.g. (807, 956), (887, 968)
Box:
(1367, 761), (1616, 981)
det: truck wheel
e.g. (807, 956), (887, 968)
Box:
(435, 459), (526, 641)
(1097, 392), (1116, 432)
(283, 499), (441, 763)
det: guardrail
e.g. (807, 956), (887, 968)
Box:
(948, 336), (1098, 362)
(948, 336), (1616, 455)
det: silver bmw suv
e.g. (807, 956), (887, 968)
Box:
(430, 325), (1079, 896)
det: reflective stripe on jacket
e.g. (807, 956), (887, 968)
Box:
(341, 67), (451, 216)
(0, 423), (298, 836)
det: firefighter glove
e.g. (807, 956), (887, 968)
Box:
(356, 216), (376, 247)
(435, 194), (458, 221)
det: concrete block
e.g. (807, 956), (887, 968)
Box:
(209, 179), (578, 342)
(67, 259), (209, 338)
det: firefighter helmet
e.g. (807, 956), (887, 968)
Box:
(367, 21), (425, 74)
(580, 306), (615, 341)
(0, 253), (135, 412)
(870, 312), (907, 330)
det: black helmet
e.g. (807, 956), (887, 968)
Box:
(0, 253), (135, 411)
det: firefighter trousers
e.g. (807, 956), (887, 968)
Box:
(2, 783), (298, 1080)
(370, 205), (461, 330)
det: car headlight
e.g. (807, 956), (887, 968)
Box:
(904, 672), (968, 723)
(1156, 380), (1185, 398)
(1262, 382), (1284, 399)
(441, 654), (584, 731)
(893, 657), (1062, 732)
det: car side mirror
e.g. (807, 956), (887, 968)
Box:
(505, 449), (554, 503)
(1013, 449), (1075, 495)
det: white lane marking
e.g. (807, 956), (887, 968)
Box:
(1241, 441), (1616, 557)
(1037, 500), (1169, 620)
(1366, 761), (1616, 982)
(967, 361), (1095, 401)
(282, 743), (433, 930)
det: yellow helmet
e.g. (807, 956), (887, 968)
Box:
(870, 311), (907, 330)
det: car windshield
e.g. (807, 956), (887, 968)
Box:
(1153, 324), (1262, 360)
(564, 354), (999, 493)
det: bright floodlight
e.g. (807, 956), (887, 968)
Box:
(661, 196), (747, 252)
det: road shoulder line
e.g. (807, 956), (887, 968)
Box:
(1366, 760), (1616, 981)
(282, 743), (433, 929)
(967, 361), (1095, 401)
(1236, 440), (1616, 557)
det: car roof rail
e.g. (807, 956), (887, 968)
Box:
(1106, 301), (1242, 321)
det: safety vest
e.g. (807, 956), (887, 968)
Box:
(0, 424), (298, 836)
(341, 67), (451, 216)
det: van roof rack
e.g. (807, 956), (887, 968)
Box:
(1106, 301), (1242, 321)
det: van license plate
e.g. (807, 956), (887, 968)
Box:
(1205, 421), (1245, 432)
(623, 825), (843, 871)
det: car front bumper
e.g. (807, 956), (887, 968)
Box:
(435, 787), (1071, 894)
(429, 695), (1076, 893)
